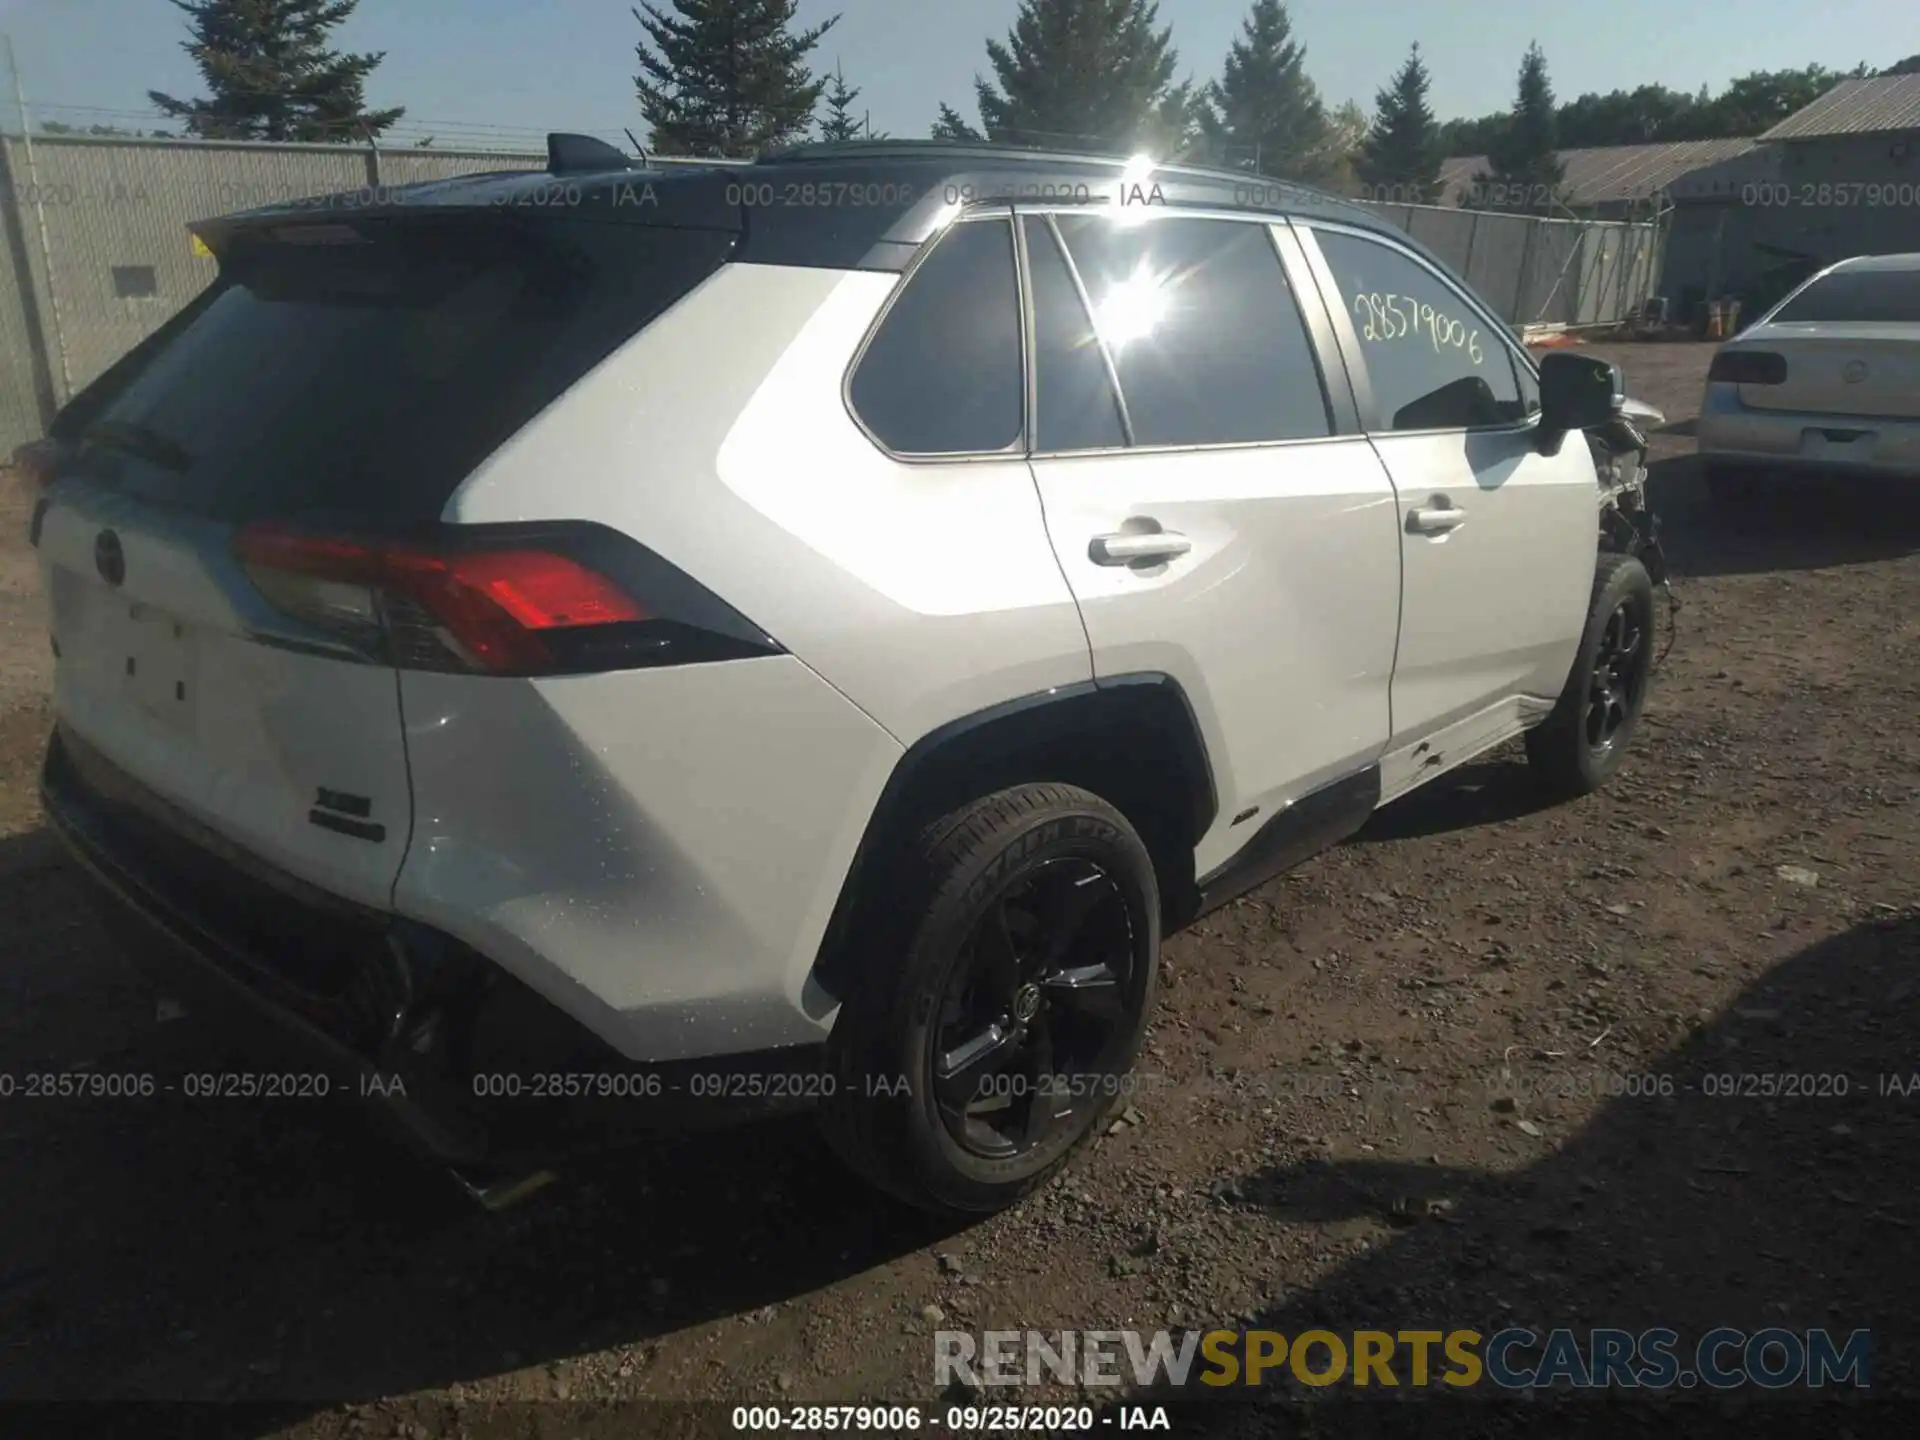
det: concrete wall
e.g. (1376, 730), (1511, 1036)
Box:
(0, 134), (1666, 455)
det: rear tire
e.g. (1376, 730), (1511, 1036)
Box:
(818, 783), (1160, 1215)
(1526, 553), (1655, 800)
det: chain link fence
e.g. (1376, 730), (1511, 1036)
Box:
(0, 134), (1665, 455)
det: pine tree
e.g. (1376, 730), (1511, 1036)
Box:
(1355, 44), (1442, 204)
(818, 63), (863, 141)
(957, 0), (1182, 153)
(930, 103), (982, 141)
(1202, 0), (1330, 181)
(148, 0), (404, 142)
(1473, 42), (1565, 213)
(1309, 99), (1370, 197)
(816, 63), (885, 140)
(1144, 79), (1208, 161)
(634, 0), (841, 157)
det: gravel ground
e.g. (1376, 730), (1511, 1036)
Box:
(1, 343), (1916, 1437)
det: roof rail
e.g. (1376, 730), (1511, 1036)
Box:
(752, 138), (1353, 199)
(547, 132), (637, 174)
(758, 138), (1140, 166)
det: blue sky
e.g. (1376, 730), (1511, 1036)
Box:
(2, 0), (1916, 151)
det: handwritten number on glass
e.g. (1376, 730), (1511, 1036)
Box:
(1351, 291), (1483, 366)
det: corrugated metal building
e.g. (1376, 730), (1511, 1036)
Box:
(1439, 139), (1758, 220)
(1439, 77), (1920, 321)
(1659, 77), (1920, 316)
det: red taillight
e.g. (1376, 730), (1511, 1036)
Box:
(382, 548), (646, 630)
(1708, 349), (1787, 385)
(234, 522), (654, 676)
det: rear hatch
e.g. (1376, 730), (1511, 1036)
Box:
(34, 206), (735, 912)
(1741, 268), (1920, 419)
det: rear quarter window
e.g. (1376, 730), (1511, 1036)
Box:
(848, 219), (1024, 456)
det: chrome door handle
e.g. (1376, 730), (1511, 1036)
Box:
(1089, 530), (1193, 565)
(1407, 505), (1467, 535)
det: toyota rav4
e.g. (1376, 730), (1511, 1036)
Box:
(20, 137), (1669, 1215)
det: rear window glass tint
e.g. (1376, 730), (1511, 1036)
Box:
(849, 219), (1023, 454)
(1771, 268), (1920, 324)
(66, 217), (733, 521)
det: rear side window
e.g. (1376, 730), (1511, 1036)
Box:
(1313, 228), (1526, 432)
(1772, 268), (1920, 323)
(62, 217), (734, 521)
(1024, 215), (1126, 452)
(1052, 213), (1331, 447)
(850, 219), (1023, 455)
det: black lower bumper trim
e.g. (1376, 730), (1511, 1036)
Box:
(39, 725), (827, 1170)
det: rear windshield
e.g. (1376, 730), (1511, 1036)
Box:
(1770, 268), (1920, 324)
(57, 216), (733, 521)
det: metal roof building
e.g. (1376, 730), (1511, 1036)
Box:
(1759, 74), (1920, 140)
(1438, 139), (1759, 214)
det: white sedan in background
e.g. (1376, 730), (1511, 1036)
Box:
(1697, 252), (1920, 503)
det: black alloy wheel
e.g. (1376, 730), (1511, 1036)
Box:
(931, 856), (1140, 1159)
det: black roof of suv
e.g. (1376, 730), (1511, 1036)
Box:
(193, 137), (1400, 275)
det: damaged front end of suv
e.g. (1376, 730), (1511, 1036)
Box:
(1592, 393), (1677, 606)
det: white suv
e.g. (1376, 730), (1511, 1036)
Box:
(22, 138), (1667, 1214)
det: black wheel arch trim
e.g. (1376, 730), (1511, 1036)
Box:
(810, 672), (1217, 998)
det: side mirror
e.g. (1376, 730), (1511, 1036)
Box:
(1537, 351), (1624, 437)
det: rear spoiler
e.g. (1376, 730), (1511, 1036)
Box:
(547, 132), (638, 174)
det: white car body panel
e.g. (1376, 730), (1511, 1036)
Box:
(450, 263), (1095, 746)
(37, 482), (411, 911)
(393, 654), (900, 1061)
(1289, 221), (1592, 755)
(1028, 438), (1402, 879)
(430, 262), (1093, 1058)
(1368, 426), (1597, 745)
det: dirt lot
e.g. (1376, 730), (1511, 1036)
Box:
(1, 342), (1916, 1436)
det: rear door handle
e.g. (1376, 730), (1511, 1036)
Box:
(1089, 529), (1193, 566)
(1406, 504), (1467, 535)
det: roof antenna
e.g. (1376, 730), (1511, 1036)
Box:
(625, 127), (651, 167)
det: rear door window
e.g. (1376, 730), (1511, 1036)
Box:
(849, 218), (1024, 455)
(60, 216), (735, 522)
(1051, 213), (1332, 447)
(1024, 215), (1127, 452)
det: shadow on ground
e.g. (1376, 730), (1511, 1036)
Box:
(1097, 910), (1920, 1436)
(1649, 453), (1920, 580)
(1349, 758), (1559, 846)
(0, 823), (951, 1415)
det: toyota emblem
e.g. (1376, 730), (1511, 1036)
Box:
(1842, 360), (1869, 384)
(94, 529), (126, 587)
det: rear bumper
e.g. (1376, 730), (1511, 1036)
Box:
(1697, 382), (1920, 477)
(39, 725), (826, 1169)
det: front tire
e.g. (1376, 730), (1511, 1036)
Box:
(818, 783), (1160, 1215)
(1525, 553), (1655, 800)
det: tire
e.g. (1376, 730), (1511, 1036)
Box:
(818, 783), (1160, 1215)
(1525, 552), (1656, 800)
